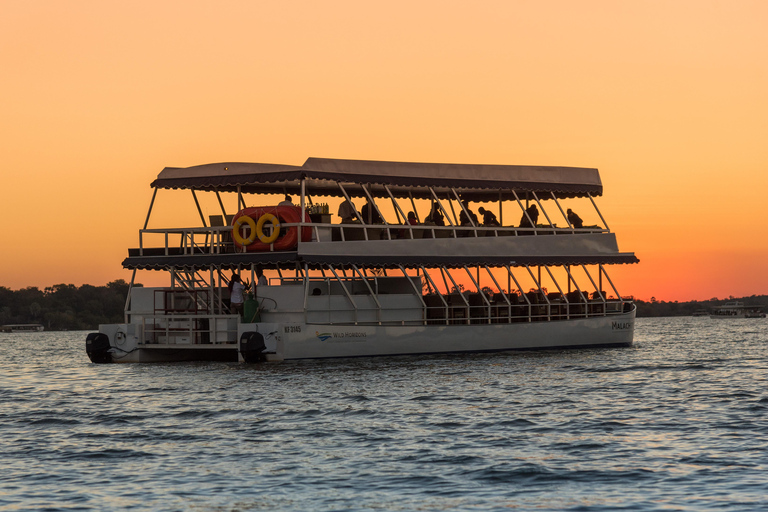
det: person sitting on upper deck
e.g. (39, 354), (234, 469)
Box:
(361, 200), (383, 224)
(425, 203), (445, 226)
(337, 199), (357, 223)
(459, 200), (478, 227)
(478, 207), (500, 227)
(567, 208), (583, 228)
(278, 195), (293, 206)
(398, 211), (419, 239)
(519, 204), (539, 228)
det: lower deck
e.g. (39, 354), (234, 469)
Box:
(88, 260), (636, 363)
(92, 304), (636, 363)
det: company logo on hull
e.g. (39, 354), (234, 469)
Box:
(315, 331), (368, 342)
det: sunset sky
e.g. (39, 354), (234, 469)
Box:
(2, 0), (766, 302)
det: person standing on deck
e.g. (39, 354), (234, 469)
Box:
(361, 200), (383, 224)
(337, 199), (357, 223)
(229, 274), (249, 315)
(255, 265), (268, 287)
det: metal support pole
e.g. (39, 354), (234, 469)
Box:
(531, 191), (554, 229)
(299, 178), (306, 243)
(588, 193), (609, 231)
(143, 188), (158, 230)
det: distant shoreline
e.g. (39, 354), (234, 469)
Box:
(2, 282), (765, 326)
(634, 296), (768, 317)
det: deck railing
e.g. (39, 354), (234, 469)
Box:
(130, 289), (632, 337)
(134, 221), (608, 256)
(139, 313), (239, 346)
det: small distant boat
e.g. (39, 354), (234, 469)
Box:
(692, 309), (709, 317)
(710, 302), (766, 319)
(1, 324), (45, 333)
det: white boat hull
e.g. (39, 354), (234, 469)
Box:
(98, 309), (635, 363)
(278, 313), (634, 360)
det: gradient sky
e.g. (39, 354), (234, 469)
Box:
(2, 0), (766, 302)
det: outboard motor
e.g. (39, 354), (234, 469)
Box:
(86, 332), (113, 364)
(239, 331), (267, 363)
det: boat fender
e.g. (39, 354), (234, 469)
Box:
(239, 331), (267, 363)
(256, 213), (280, 244)
(85, 332), (113, 364)
(233, 215), (258, 246)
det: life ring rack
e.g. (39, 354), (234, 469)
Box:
(231, 205), (312, 252)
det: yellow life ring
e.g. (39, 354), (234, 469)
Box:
(256, 213), (280, 244)
(233, 215), (258, 246)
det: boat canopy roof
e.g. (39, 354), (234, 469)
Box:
(151, 158), (603, 200)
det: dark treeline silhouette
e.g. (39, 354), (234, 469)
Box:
(635, 295), (768, 317)
(1, 279), (765, 329)
(0, 280), (140, 331)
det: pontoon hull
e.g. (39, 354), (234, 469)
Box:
(94, 309), (635, 363)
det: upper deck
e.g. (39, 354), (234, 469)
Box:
(125, 157), (638, 271)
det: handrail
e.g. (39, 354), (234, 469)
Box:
(135, 221), (610, 256)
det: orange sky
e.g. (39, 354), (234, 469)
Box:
(2, 0), (767, 302)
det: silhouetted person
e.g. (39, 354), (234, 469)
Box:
(459, 200), (478, 226)
(519, 204), (538, 228)
(478, 207), (500, 226)
(361, 200), (383, 224)
(567, 208), (583, 228)
(399, 210), (420, 239)
(425, 203), (445, 226)
(337, 199), (357, 223)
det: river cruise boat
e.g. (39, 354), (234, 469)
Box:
(1, 324), (44, 333)
(710, 302), (766, 319)
(86, 158), (638, 363)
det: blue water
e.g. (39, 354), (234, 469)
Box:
(1, 317), (767, 511)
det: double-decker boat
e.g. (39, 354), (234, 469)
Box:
(710, 302), (766, 319)
(1, 324), (44, 333)
(85, 157), (639, 363)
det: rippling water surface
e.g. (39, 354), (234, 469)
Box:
(1, 317), (767, 511)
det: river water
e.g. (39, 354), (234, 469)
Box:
(1, 317), (766, 511)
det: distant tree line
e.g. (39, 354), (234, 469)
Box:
(0, 280), (140, 331)
(634, 295), (768, 317)
(1, 279), (765, 329)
